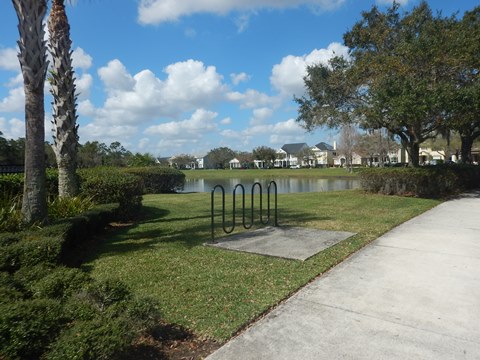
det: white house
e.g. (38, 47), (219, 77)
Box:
(229, 158), (241, 169)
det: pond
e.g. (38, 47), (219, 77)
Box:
(181, 177), (361, 194)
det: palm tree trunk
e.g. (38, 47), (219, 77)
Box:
(49, 0), (79, 197)
(12, 0), (49, 224)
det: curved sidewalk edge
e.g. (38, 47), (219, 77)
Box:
(207, 190), (480, 360)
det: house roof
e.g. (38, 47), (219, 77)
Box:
(281, 143), (309, 154)
(314, 142), (334, 151)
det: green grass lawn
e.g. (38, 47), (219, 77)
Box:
(183, 167), (359, 179)
(85, 190), (439, 341)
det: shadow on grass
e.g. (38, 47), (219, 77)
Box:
(87, 204), (331, 262)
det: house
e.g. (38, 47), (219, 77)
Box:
(312, 142), (336, 167)
(274, 143), (310, 168)
(229, 158), (241, 169)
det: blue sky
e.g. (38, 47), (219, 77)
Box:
(0, 0), (477, 157)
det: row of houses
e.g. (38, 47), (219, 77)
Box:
(162, 142), (480, 170)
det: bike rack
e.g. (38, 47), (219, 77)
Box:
(210, 181), (278, 242)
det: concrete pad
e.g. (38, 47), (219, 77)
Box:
(206, 226), (356, 261)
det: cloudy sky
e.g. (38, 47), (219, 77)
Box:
(0, 0), (476, 157)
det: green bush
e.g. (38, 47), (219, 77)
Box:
(29, 267), (90, 300)
(0, 272), (23, 303)
(360, 165), (480, 198)
(0, 170), (58, 201)
(47, 195), (95, 221)
(79, 167), (143, 218)
(124, 166), (185, 193)
(0, 298), (66, 359)
(0, 236), (62, 273)
(45, 316), (133, 360)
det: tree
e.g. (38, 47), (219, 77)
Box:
(104, 141), (131, 167)
(357, 129), (398, 166)
(297, 3), (457, 167)
(206, 147), (235, 169)
(343, 3), (455, 167)
(252, 146), (277, 168)
(77, 141), (107, 168)
(12, 0), (49, 224)
(48, 0), (79, 196)
(337, 125), (359, 172)
(296, 147), (316, 167)
(235, 151), (253, 168)
(446, 7), (480, 163)
(171, 154), (196, 169)
(127, 153), (157, 167)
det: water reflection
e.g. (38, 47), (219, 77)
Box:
(181, 177), (360, 194)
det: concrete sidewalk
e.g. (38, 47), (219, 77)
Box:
(207, 191), (480, 360)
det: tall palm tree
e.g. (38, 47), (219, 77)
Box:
(12, 0), (49, 224)
(48, 0), (79, 197)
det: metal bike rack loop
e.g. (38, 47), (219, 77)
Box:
(210, 181), (278, 242)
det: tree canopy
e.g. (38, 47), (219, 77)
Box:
(296, 2), (480, 166)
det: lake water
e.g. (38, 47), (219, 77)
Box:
(181, 177), (361, 194)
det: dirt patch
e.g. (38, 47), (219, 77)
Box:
(121, 322), (221, 360)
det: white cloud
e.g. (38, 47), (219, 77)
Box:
(6, 73), (23, 88)
(0, 117), (24, 139)
(144, 108), (217, 138)
(0, 86), (24, 112)
(226, 89), (279, 109)
(270, 42), (349, 97)
(98, 59), (135, 94)
(76, 73), (93, 100)
(72, 47), (93, 71)
(138, 0), (345, 25)
(0, 48), (19, 72)
(230, 72), (250, 85)
(250, 107), (273, 125)
(220, 117), (232, 125)
(79, 122), (138, 144)
(91, 59), (226, 125)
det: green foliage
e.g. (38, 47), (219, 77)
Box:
(0, 298), (66, 359)
(124, 166), (185, 194)
(206, 147), (236, 169)
(29, 267), (90, 300)
(48, 195), (95, 221)
(0, 272), (23, 303)
(360, 165), (480, 197)
(0, 194), (23, 233)
(127, 152), (157, 167)
(79, 167), (143, 218)
(45, 316), (133, 360)
(0, 236), (63, 272)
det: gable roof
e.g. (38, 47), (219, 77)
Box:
(281, 143), (309, 154)
(314, 142), (334, 151)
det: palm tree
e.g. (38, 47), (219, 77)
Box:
(48, 0), (79, 197)
(12, 0), (49, 224)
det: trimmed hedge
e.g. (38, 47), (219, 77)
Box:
(0, 170), (59, 199)
(360, 165), (480, 198)
(0, 202), (162, 360)
(124, 166), (185, 193)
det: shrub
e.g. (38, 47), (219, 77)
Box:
(360, 165), (480, 198)
(79, 167), (143, 219)
(0, 235), (63, 273)
(0, 195), (22, 233)
(45, 316), (133, 360)
(29, 267), (91, 300)
(0, 298), (66, 359)
(47, 195), (95, 221)
(0, 170), (58, 201)
(0, 272), (23, 303)
(124, 166), (185, 193)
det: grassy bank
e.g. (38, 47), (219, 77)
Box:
(183, 167), (358, 179)
(85, 190), (439, 341)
